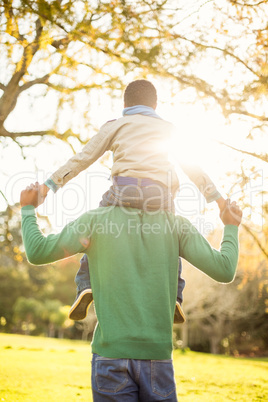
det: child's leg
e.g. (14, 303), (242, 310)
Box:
(69, 186), (120, 321)
(174, 258), (186, 324)
(72, 178), (185, 322)
(177, 258), (185, 304)
(68, 254), (93, 321)
(74, 254), (91, 292)
(101, 178), (186, 323)
(100, 177), (174, 212)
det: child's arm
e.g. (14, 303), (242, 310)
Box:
(216, 196), (227, 212)
(43, 122), (114, 194)
(180, 163), (222, 203)
(39, 183), (50, 197)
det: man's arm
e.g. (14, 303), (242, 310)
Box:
(178, 200), (242, 283)
(20, 184), (91, 265)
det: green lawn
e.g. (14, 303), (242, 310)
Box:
(0, 334), (267, 401)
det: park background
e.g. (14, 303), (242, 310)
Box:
(0, 0), (267, 400)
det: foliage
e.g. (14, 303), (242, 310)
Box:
(0, 205), (82, 334)
(13, 297), (72, 336)
(0, 0), (178, 143)
(0, 334), (268, 401)
(1, 198), (267, 352)
(0, 1), (267, 142)
(0, 0), (267, 351)
(0, 1), (267, 257)
(179, 225), (268, 355)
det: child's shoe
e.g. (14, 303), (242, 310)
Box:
(69, 288), (93, 320)
(174, 301), (186, 324)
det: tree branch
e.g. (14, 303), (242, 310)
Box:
(0, 83), (6, 91)
(0, 189), (9, 206)
(23, 0), (68, 35)
(229, 0), (268, 7)
(2, 1), (25, 42)
(242, 223), (268, 259)
(218, 141), (268, 163)
(45, 82), (104, 93)
(235, 110), (268, 122)
(0, 127), (81, 140)
(171, 34), (259, 78)
(51, 37), (70, 50)
(19, 74), (50, 93)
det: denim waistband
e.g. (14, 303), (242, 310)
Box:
(113, 176), (165, 187)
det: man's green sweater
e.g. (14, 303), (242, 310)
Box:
(21, 205), (239, 360)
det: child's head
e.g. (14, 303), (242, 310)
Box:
(124, 80), (157, 109)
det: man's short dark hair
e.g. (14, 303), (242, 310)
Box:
(124, 79), (157, 108)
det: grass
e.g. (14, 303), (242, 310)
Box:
(0, 334), (267, 401)
(173, 350), (268, 401)
(0, 334), (91, 401)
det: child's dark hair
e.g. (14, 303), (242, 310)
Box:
(124, 79), (157, 108)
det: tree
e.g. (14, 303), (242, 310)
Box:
(0, 0), (177, 144)
(13, 297), (72, 336)
(1, 1), (267, 255)
(1, 1), (267, 343)
(1, 1), (267, 142)
(0, 203), (81, 333)
(13, 296), (43, 334)
(41, 299), (69, 337)
(179, 225), (268, 355)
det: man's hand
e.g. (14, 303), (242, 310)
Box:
(220, 199), (242, 227)
(20, 182), (47, 208)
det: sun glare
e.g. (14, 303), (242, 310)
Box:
(160, 102), (227, 178)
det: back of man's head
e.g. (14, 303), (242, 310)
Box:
(124, 79), (157, 109)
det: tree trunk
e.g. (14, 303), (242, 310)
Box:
(181, 321), (188, 348)
(210, 335), (221, 354)
(48, 322), (55, 338)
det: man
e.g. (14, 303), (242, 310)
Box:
(20, 183), (242, 401)
(38, 79), (225, 324)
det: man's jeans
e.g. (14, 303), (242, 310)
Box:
(91, 353), (178, 402)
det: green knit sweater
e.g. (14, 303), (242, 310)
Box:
(21, 205), (239, 360)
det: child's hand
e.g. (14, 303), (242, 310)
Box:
(20, 182), (48, 208)
(216, 196), (227, 212)
(39, 183), (50, 198)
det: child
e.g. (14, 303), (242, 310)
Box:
(39, 79), (225, 324)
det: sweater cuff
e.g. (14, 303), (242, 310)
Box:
(206, 190), (222, 203)
(223, 224), (239, 237)
(21, 205), (36, 216)
(45, 178), (59, 193)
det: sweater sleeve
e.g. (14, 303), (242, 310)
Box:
(178, 216), (239, 283)
(21, 206), (91, 265)
(47, 123), (113, 192)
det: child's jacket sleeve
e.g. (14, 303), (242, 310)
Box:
(180, 163), (222, 203)
(46, 123), (113, 192)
